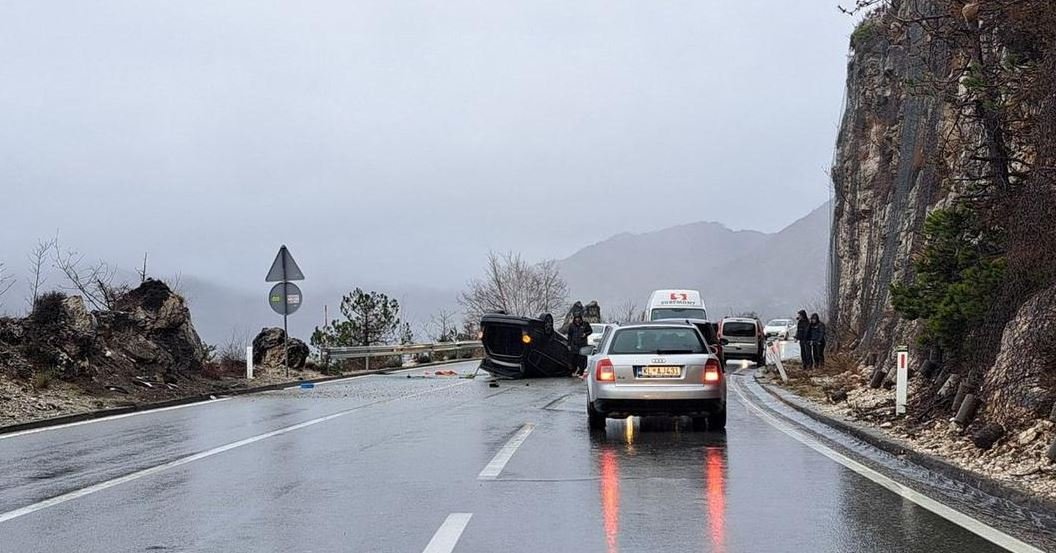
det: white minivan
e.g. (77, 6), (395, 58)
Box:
(646, 289), (708, 321)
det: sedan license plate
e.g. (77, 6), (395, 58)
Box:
(639, 366), (682, 378)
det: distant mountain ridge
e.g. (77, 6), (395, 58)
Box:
(558, 202), (830, 320)
(141, 204), (830, 344)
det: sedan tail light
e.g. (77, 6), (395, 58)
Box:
(596, 358), (616, 382)
(704, 359), (721, 383)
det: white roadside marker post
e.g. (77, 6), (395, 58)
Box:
(773, 341), (788, 383)
(246, 346), (254, 380)
(896, 346), (908, 416)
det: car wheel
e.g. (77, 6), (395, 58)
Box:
(691, 416), (709, 431)
(707, 408), (727, 431)
(587, 400), (606, 430)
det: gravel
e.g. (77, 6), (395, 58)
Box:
(765, 367), (1056, 502)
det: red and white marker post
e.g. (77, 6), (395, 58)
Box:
(895, 346), (909, 415)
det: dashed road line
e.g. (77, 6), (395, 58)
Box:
(731, 376), (1045, 553)
(421, 513), (472, 553)
(478, 423), (535, 480)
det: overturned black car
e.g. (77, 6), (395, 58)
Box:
(479, 312), (579, 378)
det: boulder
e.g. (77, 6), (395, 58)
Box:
(981, 285), (1056, 427)
(60, 296), (97, 338)
(2, 279), (207, 385)
(101, 280), (206, 375)
(252, 327), (309, 370)
(560, 301), (603, 333)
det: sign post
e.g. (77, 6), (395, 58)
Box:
(246, 346), (254, 380)
(895, 346), (909, 416)
(266, 245), (305, 378)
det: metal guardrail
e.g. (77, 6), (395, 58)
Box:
(320, 341), (484, 371)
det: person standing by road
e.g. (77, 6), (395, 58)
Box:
(809, 313), (827, 368)
(795, 310), (813, 368)
(567, 312), (593, 376)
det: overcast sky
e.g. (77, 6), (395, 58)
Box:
(2, 1), (856, 297)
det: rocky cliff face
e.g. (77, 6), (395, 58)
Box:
(829, 2), (954, 368)
(830, 0), (1056, 428)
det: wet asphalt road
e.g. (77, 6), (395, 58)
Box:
(0, 361), (1036, 552)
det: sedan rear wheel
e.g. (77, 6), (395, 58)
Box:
(587, 400), (606, 430)
(707, 407), (727, 431)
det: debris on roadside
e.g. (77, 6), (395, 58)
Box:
(767, 366), (1056, 501)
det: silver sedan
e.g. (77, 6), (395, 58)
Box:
(585, 322), (727, 431)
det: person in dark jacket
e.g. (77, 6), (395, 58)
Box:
(567, 313), (593, 376)
(795, 310), (813, 368)
(809, 313), (827, 368)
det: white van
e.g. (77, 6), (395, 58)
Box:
(646, 289), (708, 321)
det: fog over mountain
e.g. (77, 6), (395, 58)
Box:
(0, 202), (829, 345)
(2, 2), (852, 327)
(559, 202), (831, 321)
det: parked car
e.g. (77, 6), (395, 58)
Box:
(588, 323), (616, 349)
(585, 321), (727, 431)
(763, 318), (795, 340)
(719, 317), (765, 365)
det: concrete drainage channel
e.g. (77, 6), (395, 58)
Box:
(731, 373), (1056, 553)
(0, 358), (480, 437)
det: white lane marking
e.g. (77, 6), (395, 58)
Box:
(478, 423), (534, 480)
(421, 513), (473, 553)
(0, 380), (469, 524)
(731, 378), (1045, 553)
(0, 398), (232, 441)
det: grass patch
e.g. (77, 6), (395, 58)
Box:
(851, 18), (882, 50)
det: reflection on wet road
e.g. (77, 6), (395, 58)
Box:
(0, 361), (1045, 552)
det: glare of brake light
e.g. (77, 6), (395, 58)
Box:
(596, 359), (616, 381)
(704, 360), (720, 383)
(522, 333), (532, 344)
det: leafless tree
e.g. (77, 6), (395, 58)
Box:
(165, 272), (184, 296)
(459, 251), (569, 323)
(612, 300), (644, 323)
(216, 328), (250, 368)
(428, 308), (458, 342)
(137, 252), (149, 283)
(53, 244), (121, 311)
(0, 262), (15, 311)
(25, 237), (57, 310)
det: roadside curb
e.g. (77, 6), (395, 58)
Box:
(758, 378), (1056, 517)
(0, 357), (481, 437)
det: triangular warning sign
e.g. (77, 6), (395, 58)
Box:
(265, 245), (305, 282)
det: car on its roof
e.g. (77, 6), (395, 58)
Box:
(585, 321), (727, 431)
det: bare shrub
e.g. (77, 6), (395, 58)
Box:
(53, 243), (122, 311)
(459, 252), (569, 322)
(26, 237), (57, 311)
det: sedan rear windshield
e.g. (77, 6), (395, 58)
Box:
(609, 328), (706, 355)
(722, 322), (756, 337)
(650, 308), (706, 320)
